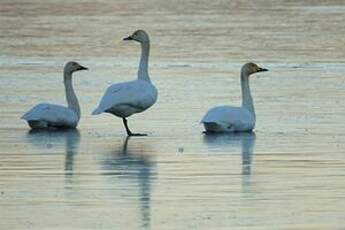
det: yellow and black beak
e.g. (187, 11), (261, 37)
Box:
(123, 35), (133, 41)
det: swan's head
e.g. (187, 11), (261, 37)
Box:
(64, 61), (88, 74)
(123, 30), (150, 44)
(242, 62), (268, 76)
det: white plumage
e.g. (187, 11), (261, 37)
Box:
(22, 104), (79, 129)
(92, 30), (158, 136)
(202, 106), (255, 132)
(92, 79), (157, 117)
(21, 61), (88, 129)
(201, 62), (268, 133)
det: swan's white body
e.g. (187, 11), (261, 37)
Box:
(202, 63), (267, 133)
(22, 104), (79, 129)
(92, 79), (157, 117)
(92, 30), (157, 136)
(21, 62), (87, 129)
(202, 106), (255, 132)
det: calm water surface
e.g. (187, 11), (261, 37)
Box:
(1, 0), (345, 229)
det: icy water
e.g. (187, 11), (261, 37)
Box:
(1, 0), (345, 229)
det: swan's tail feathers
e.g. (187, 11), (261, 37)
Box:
(92, 108), (103, 115)
(21, 112), (31, 120)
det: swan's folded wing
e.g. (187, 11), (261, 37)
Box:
(202, 106), (232, 123)
(92, 81), (156, 115)
(22, 103), (78, 126)
(202, 106), (253, 127)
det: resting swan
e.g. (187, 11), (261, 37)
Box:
(21, 61), (88, 129)
(201, 62), (268, 133)
(92, 30), (158, 136)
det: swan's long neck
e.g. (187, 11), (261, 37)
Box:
(241, 72), (255, 117)
(137, 41), (151, 82)
(64, 71), (80, 119)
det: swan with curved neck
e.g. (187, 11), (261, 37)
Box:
(201, 62), (268, 133)
(22, 61), (88, 129)
(92, 30), (158, 136)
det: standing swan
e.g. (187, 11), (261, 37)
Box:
(201, 62), (268, 133)
(21, 61), (88, 129)
(92, 30), (158, 136)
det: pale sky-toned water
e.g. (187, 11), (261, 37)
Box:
(1, 0), (345, 229)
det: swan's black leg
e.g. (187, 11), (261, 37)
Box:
(122, 118), (147, 136)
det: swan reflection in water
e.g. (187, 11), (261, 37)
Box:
(25, 129), (81, 181)
(100, 137), (155, 229)
(203, 132), (256, 190)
